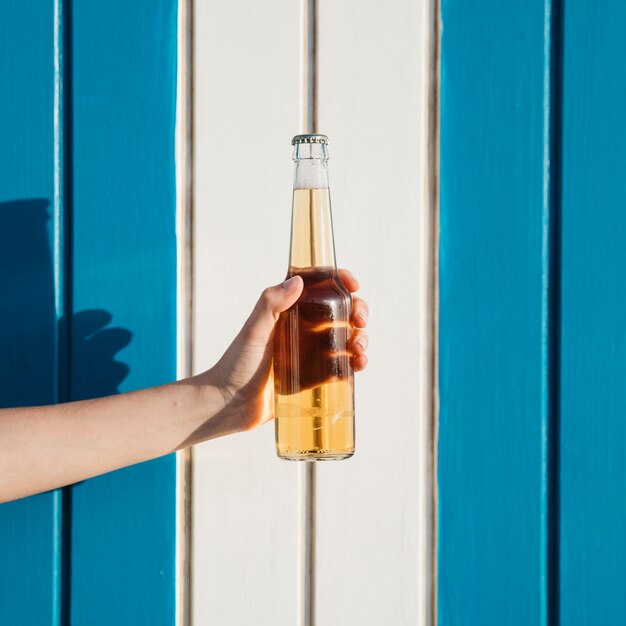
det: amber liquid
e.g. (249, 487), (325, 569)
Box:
(274, 189), (355, 460)
(274, 183), (354, 461)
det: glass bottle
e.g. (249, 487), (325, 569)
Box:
(273, 134), (355, 460)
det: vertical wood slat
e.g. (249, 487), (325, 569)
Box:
(0, 2), (64, 623)
(316, 1), (434, 624)
(559, 1), (626, 622)
(175, 1), (194, 625)
(69, 1), (178, 624)
(438, 1), (555, 624)
(300, 2), (317, 625)
(53, 0), (72, 622)
(191, 2), (301, 624)
(428, 1), (441, 621)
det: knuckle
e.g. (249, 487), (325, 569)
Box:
(261, 287), (274, 303)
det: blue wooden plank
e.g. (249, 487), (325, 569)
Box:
(438, 1), (557, 623)
(0, 3), (65, 623)
(69, 1), (178, 624)
(559, 2), (626, 623)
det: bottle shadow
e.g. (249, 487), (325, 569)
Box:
(0, 198), (132, 408)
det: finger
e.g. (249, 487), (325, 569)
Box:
(348, 329), (368, 356)
(257, 276), (304, 319)
(351, 354), (368, 372)
(338, 268), (359, 293)
(270, 276), (304, 314)
(350, 296), (369, 328)
(242, 276), (304, 344)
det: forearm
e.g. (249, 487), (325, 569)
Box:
(0, 370), (234, 503)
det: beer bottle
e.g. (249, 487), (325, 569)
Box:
(273, 134), (355, 460)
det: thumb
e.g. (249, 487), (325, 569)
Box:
(242, 276), (304, 344)
(265, 275), (304, 315)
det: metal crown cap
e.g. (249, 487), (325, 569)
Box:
(291, 134), (329, 145)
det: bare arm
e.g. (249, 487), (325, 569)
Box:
(0, 374), (227, 501)
(0, 270), (368, 503)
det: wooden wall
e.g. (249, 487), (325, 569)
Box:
(0, 2), (179, 624)
(439, 1), (626, 624)
(192, 1), (436, 624)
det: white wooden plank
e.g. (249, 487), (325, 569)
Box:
(316, 1), (435, 624)
(175, 2), (192, 625)
(191, 2), (301, 624)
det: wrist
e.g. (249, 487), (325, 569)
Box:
(179, 367), (243, 447)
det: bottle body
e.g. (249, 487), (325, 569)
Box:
(274, 160), (355, 460)
(274, 265), (355, 460)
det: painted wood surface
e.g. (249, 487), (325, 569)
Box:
(69, 1), (178, 624)
(316, 1), (434, 624)
(193, 2), (436, 623)
(559, 1), (626, 623)
(191, 2), (301, 624)
(0, 3), (61, 624)
(439, 1), (553, 623)
(0, 1), (178, 624)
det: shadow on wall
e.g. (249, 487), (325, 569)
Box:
(0, 198), (131, 408)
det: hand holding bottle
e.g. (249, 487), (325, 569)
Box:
(0, 269), (367, 502)
(207, 268), (368, 436)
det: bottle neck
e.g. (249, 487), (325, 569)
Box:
(288, 144), (336, 269)
(293, 142), (329, 190)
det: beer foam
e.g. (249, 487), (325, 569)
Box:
(294, 160), (330, 189)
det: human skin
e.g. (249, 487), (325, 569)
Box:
(0, 269), (368, 503)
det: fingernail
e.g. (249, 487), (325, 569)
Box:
(283, 276), (300, 294)
(358, 309), (368, 323)
(356, 337), (367, 352)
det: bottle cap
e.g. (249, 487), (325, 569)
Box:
(291, 134), (329, 145)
